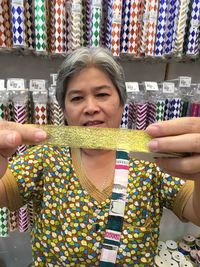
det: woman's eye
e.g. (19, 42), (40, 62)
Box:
(71, 96), (83, 102)
(96, 93), (109, 97)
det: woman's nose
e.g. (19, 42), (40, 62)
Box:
(83, 97), (100, 114)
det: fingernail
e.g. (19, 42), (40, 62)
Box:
(7, 133), (16, 145)
(148, 140), (158, 152)
(34, 130), (47, 142)
(146, 124), (160, 135)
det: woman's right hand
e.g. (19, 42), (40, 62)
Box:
(0, 121), (47, 178)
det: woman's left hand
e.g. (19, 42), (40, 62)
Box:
(146, 117), (200, 180)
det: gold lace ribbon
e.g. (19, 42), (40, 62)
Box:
(39, 125), (183, 162)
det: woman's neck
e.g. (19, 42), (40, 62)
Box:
(81, 148), (115, 159)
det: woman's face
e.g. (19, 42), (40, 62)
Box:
(64, 67), (124, 128)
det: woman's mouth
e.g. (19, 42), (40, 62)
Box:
(83, 121), (104, 126)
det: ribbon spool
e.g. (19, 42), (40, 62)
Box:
(159, 249), (171, 262)
(168, 259), (179, 267)
(172, 251), (185, 263)
(180, 260), (194, 267)
(189, 249), (197, 262)
(196, 239), (200, 250)
(157, 241), (167, 251)
(178, 242), (191, 256)
(154, 255), (170, 267)
(166, 240), (178, 252)
(182, 235), (196, 248)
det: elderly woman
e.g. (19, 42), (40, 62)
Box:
(0, 47), (199, 267)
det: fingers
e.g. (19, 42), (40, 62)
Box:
(148, 133), (200, 153)
(0, 121), (47, 147)
(156, 155), (200, 180)
(146, 117), (200, 137)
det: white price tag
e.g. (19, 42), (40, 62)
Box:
(179, 76), (191, 88)
(162, 82), (175, 94)
(144, 82), (159, 91)
(0, 80), (5, 89)
(125, 82), (139, 93)
(72, 3), (82, 13)
(7, 79), (25, 90)
(91, 0), (101, 8)
(30, 79), (46, 90)
(12, 0), (23, 7)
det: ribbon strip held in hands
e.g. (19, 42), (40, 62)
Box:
(38, 125), (184, 162)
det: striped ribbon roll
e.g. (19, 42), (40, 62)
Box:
(145, 0), (159, 56)
(35, 0), (47, 53)
(135, 102), (148, 129)
(85, 0), (91, 47)
(120, 0), (130, 53)
(147, 101), (157, 126)
(164, 0), (176, 55)
(28, 202), (35, 228)
(173, 0), (189, 57)
(0, 207), (9, 237)
(48, 0), (55, 53)
(110, 0), (123, 56)
(2, 0), (12, 48)
(0, 0), (6, 48)
(81, 0), (87, 46)
(106, 0), (113, 49)
(49, 102), (65, 125)
(139, 0), (149, 56)
(155, 0), (168, 57)
(11, 0), (26, 48)
(18, 204), (29, 232)
(14, 103), (28, 154)
(24, 0), (35, 50)
(171, 0), (181, 54)
(128, 101), (136, 129)
(100, 0), (108, 47)
(127, 0), (141, 56)
(156, 100), (165, 121)
(120, 103), (129, 128)
(91, 0), (101, 47)
(70, 0), (82, 50)
(54, 0), (66, 54)
(185, 0), (200, 57)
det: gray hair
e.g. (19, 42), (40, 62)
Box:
(56, 47), (127, 110)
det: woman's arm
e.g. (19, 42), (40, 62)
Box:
(0, 121), (47, 208)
